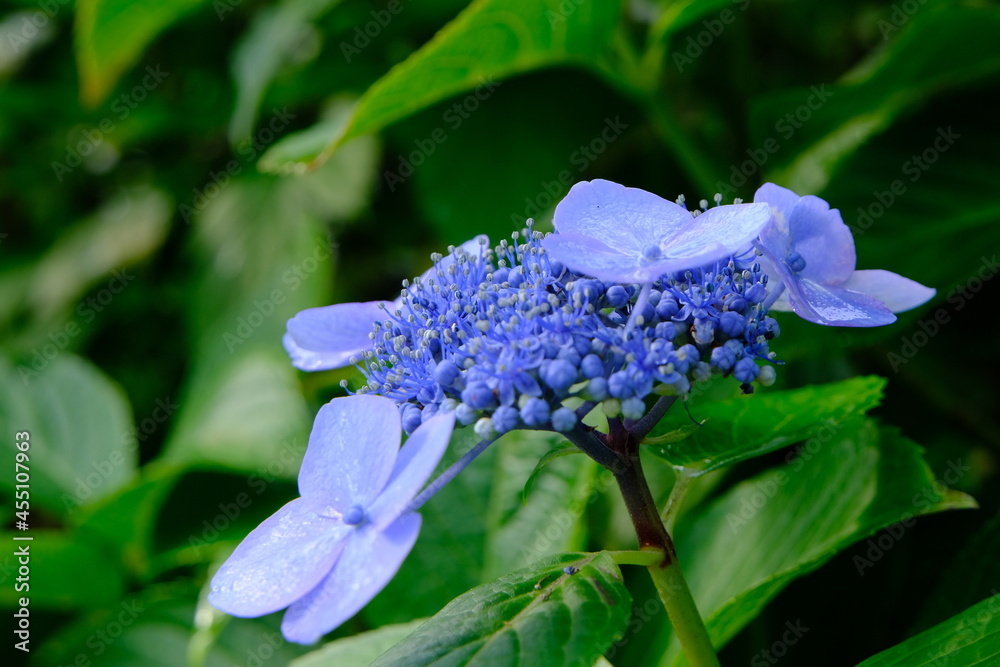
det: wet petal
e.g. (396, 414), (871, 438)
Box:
(299, 395), (401, 515)
(842, 270), (936, 313)
(208, 498), (351, 617)
(552, 179), (691, 255)
(660, 203), (771, 265)
(284, 302), (388, 371)
(281, 513), (422, 644)
(787, 278), (896, 327)
(369, 411), (456, 528)
(786, 195), (856, 284)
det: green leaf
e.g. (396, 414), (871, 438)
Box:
(163, 141), (377, 471)
(229, 0), (343, 144)
(36, 595), (308, 667)
(364, 427), (497, 625)
(75, 0), (207, 105)
(485, 430), (599, 580)
(262, 0), (623, 170)
(646, 376), (886, 474)
(0, 530), (125, 609)
(651, 420), (977, 666)
(290, 620), (427, 667)
(856, 594), (1000, 667)
(754, 4), (1000, 194)
(520, 438), (584, 504)
(0, 354), (134, 514)
(916, 508), (1000, 633)
(69, 465), (187, 579)
(371, 552), (631, 667)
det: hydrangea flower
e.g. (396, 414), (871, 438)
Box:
(350, 219), (780, 434)
(541, 179), (772, 283)
(283, 237), (487, 371)
(208, 395), (455, 644)
(753, 183), (935, 326)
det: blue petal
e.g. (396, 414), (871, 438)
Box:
(542, 233), (660, 282)
(842, 270), (936, 313)
(208, 498), (351, 617)
(284, 302), (388, 371)
(299, 396), (401, 516)
(659, 203), (771, 265)
(787, 278), (896, 327)
(786, 195), (855, 284)
(369, 411), (455, 528)
(281, 513), (422, 644)
(753, 183), (802, 218)
(552, 179), (692, 255)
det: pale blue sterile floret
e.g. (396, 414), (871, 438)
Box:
(541, 179), (772, 283)
(208, 395), (455, 645)
(753, 183), (936, 327)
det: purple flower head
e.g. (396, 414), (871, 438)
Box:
(541, 179), (771, 283)
(208, 395), (455, 644)
(754, 183), (935, 327)
(283, 236), (489, 371)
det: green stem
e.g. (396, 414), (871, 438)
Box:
(607, 550), (661, 567)
(646, 543), (720, 667)
(563, 415), (719, 666)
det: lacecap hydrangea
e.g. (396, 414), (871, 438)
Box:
(285, 181), (926, 438)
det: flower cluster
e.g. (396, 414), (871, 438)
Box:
(213, 178), (936, 645)
(282, 180), (935, 440)
(354, 225), (780, 439)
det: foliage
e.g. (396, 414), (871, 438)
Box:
(1, 0), (997, 665)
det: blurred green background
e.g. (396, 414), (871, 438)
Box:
(1, 0), (998, 664)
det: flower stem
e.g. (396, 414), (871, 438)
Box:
(564, 411), (718, 666)
(407, 436), (495, 512)
(645, 543), (720, 667)
(614, 455), (719, 667)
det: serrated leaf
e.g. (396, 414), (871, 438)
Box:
(647, 376), (885, 474)
(260, 0), (622, 171)
(372, 552), (631, 667)
(290, 620), (427, 667)
(856, 594), (1000, 667)
(648, 420), (977, 666)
